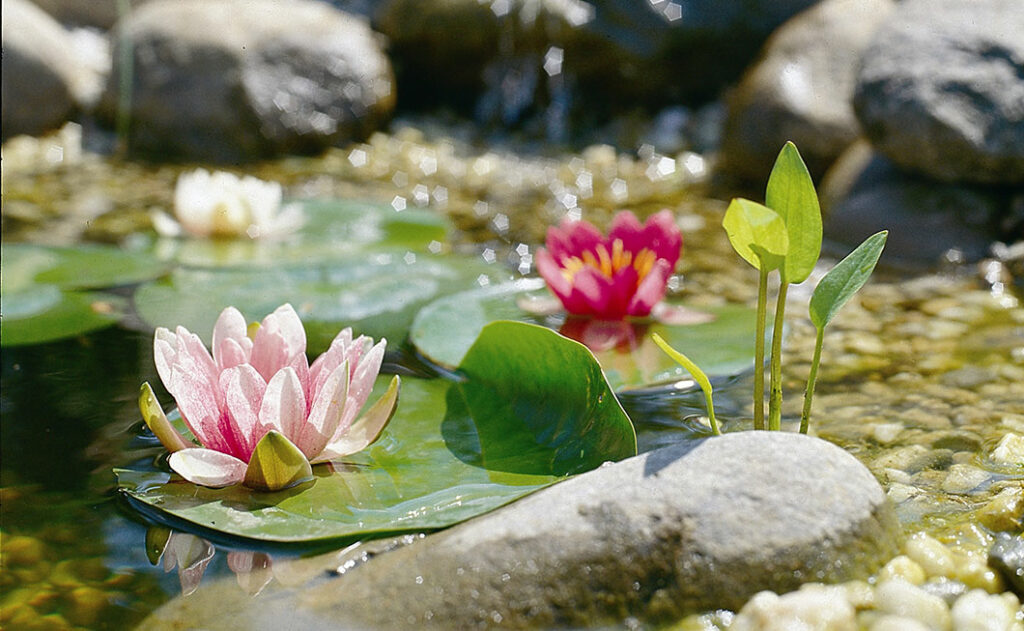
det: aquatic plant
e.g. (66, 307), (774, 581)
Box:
(138, 303), (400, 491)
(535, 210), (682, 319)
(655, 142), (886, 434)
(151, 169), (303, 240)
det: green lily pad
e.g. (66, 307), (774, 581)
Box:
(0, 243), (137, 346)
(154, 199), (449, 268)
(410, 279), (764, 391)
(2, 242), (167, 290)
(116, 327), (636, 544)
(133, 251), (510, 351)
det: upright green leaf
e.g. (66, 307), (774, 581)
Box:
(722, 199), (789, 272)
(765, 142), (822, 284)
(450, 321), (637, 475)
(809, 231), (888, 329)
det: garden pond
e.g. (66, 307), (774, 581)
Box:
(1, 122), (1022, 629)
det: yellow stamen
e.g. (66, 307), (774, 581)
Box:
(633, 248), (656, 280)
(560, 244), (659, 283)
(595, 244), (613, 278)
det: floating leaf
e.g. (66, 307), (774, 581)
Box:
(133, 252), (509, 352)
(446, 321), (636, 475)
(810, 231), (888, 330)
(765, 142), (822, 284)
(118, 363), (633, 544)
(1, 289), (127, 347)
(154, 199), (449, 268)
(410, 280), (765, 391)
(721, 199), (789, 272)
(2, 242), (167, 290)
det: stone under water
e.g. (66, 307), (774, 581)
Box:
(139, 431), (900, 630)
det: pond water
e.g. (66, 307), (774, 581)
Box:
(2, 123), (1022, 629)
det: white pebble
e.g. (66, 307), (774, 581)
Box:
(877, 555), (927, 585)
(991, 433), (1024, 466)
(950, 589), (1023, 631)
(875, 579), (952, 631)
(941, 464), (991, 494)
(730, 585), (856, 631)
(906, 533), (957, 578)
(870, 614), (931, 631)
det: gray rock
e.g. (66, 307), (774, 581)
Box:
(853, 0), (1024, 185)
(30, 0), (151, 28)
(139, 432), (899, 629)
(820, 141), (1017, 266)
(374, 0), (821, 122)
(99, 0), (394, 162)
(989, 532), (1024, 598)
(720, 0), (894, 184)
(1, 0), (97, 140)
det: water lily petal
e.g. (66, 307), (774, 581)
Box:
(315, 375), (399, 462)
(258, 367), (306, 442)
(220, 365), (267, 461)
(339, 339), (386, 431)
(627, 258), (672, 317)
(167, 367), (224, 450)
(535, 248), (572, 300)
(302, 361), (349, 459)
(168, 448), (247, 488)
(309, 327), (352, 390)
(250, 304), (306, 382)
(162, 533), (214, 596)
(227, 551), (274, 596)
(152, 327), (178, 388)
(212, 306), (252, 371)
(243, 431), (313, 492)
(139, 382), (192, 452)
(546, 218), (603, 262)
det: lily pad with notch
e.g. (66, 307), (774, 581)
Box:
(410, 279), (766, 391)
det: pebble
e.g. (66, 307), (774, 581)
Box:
(988, 533), (1024, 596)
(874, 579), (952, 631)
(3, 535), (46, 566)
(869, 615), (931, 631)
(992, 433), (1024, 466)
(730, 585), (856, 631)
(950, 589), (1023, 631)
(65, 585), (108, 627)
(878, 555), (927, 585)
(906, 533), (958, 579)
(941, 464), (992, 494)
(977, 487), (1024, 533)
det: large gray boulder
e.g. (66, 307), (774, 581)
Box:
(140, 432), (899, 629)
(99, 0), (395, 162)
(1, 0), (98, 140)
(720, 0), (894, 184)
(853, 0), (1024, 185)
(820, 141), (1018, 266)
(374, 0), (821, 121)
(30, 0), (150, 28)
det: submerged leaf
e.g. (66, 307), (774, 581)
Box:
(765, 142), (822, 284)
(243, 431), (314, 492)
(722, 199), (789, 272)
(810, 231), (888, 330)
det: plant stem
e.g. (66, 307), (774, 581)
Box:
(754, 267), (769, 430)
(800, 327), (825, 434)
(768, 281), (789, 430)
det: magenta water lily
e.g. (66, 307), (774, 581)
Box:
(139, 303), (400, 491)
(536, 210), (682, 320)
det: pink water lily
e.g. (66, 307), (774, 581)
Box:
(536, 210), (682, 320)
(140, 304), (400, 491)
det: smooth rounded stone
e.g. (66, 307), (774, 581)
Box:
(819, 141), (1016, 266)
(139, 432), (900, 630)
(730, 585), (856, 631)
(991, 433), (1024, 466)
(874, 579), (952, 631)
(98, 0), (394, 162)
(951, 589), (1023, 631)
(853, 0), (1024, 185)
(989, 533), (1024, 598)
(977, 487), (1024, 533)
(1, 0), (97, 140)
(869, 615), (931, 631)
(374, 0), (820, 118)
(941, 464), (991, 495)
(720, 0), (894, 184)
(877, 555), (927, 586)
(905, 533), (957, 580)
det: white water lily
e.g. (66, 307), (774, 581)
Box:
(152, 169), (303, 240)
